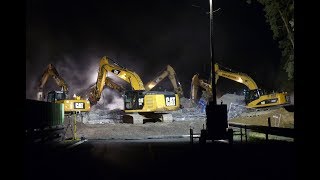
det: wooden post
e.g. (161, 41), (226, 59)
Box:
(73, 113), (77, 140)
(240, 127), (243, 143)
(190, 128), (193, 144)
(266, 117), (271, 142)
(245, 125), (248, 143)
(228, 128), (233, 145)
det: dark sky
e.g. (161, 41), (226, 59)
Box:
(26, 0), (281, 99)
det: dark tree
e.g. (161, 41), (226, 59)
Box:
(247, 0), (294, 80)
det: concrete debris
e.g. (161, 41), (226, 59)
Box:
(172, 107), (206, 121)
(179, 97), (197, 108)
(85, 109), (123, 124)
(227, 103), (280, 120)
(82, 92), (288, 124)
(173, 93), (246, 121)
(217, 93), (245, 110)
(84, 88), (125, 124)
(227, 103), (248, 120)
(173, 97), (206, 121)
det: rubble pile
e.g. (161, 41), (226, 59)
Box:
(217, 93), (245, 110)
(179, 97), (197, 108)
(227, 103), (248, 120)
(172, 97), (206, 121)
(173, 93), (247, 121)
(172, 107), (206, 121)
(84, 109), (123, 124)
(84, 88), (124, 124)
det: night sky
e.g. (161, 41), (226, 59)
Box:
(26, 0), (282, 99)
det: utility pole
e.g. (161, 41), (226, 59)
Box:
(209, 0), (217, 105)
(199, 0), (232, 144)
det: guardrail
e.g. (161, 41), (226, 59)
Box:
(229, 117), (295, 143)
(190, 117), (294, 144)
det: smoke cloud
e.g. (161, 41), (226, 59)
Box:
(91, 88), (124, 111)
(27, 0), (284, 100)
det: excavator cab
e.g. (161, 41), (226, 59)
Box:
(124, 90), (145, 110)
(244, 89), (266, 105)
(47, 91), (67, 103)
(47, 90), (90, 113)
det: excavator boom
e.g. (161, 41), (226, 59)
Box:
(191, 74), (212, 103)
(145, 65), (184, 97)
(88, 77), (125, 104)
(89, 56), (145, 104)
(37, 64), (68, 100)
(214, 64), (258, 90)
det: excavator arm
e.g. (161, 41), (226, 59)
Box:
(191, 74), (212, 103)
(102, 56), (145, 90)
(192, 63), (258, 100)
(37, 64), (68, 100)
(145, 65), (184, 97)
(89, 56), (145, 105)
(214, 64), (258, 90)
(88, 77), (125, 104)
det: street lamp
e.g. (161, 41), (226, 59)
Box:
(198, 0), (233, 145)
(209, 0), (217, 106)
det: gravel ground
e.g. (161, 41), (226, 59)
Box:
(64, 118), (206, 140)
(63, 93), (293, 140)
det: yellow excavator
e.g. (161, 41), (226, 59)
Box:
(89, 56), (181, 123)
(144, 65), (184, 98)
(191, 63), (289, 108)
(191, 73), (213, 102)
(37, 64), (91, 114)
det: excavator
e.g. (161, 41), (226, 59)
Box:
(144, 65), (184, 98)
(191, 73), (212, 102)
(89, 56), (181, 123)
(37, 64), (91, 114)
(191, 63), (290, 109)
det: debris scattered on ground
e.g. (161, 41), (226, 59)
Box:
(64, 93), (293, 140)
(217, 93), (246, 110)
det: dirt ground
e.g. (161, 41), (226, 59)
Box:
(63, 108), (293, 140)
(63, 94), (294, 140)
(229, 107), (294, 128)
(63, 117), (207, 140)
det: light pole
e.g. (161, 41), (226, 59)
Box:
(199, 0), (232, 144)
(209, 0), (217, 106)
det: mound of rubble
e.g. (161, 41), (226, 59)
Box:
(217, 93), (246, 110)
(84, 95), (208, 124)
(64, 93), (293, 139)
